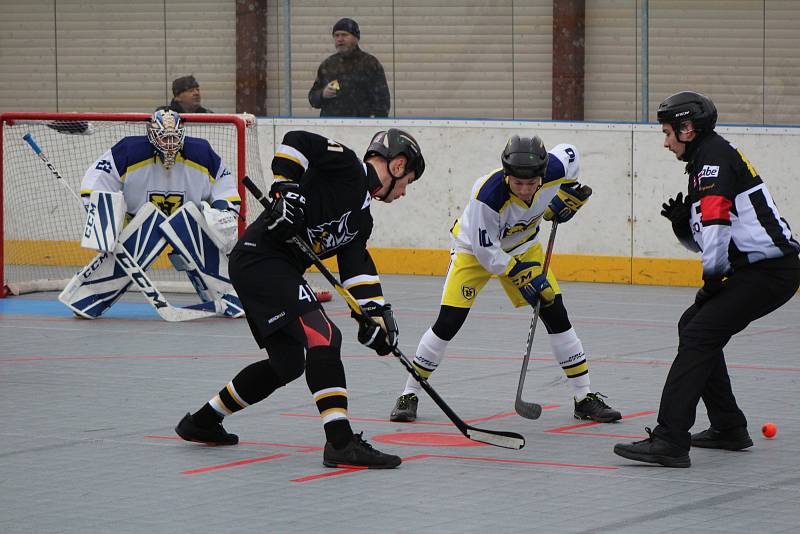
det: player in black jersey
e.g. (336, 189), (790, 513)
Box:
(615, 91), (800, 468)
(175, 128), (425, 469)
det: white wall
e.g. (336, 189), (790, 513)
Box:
(260, 119), (800, 260)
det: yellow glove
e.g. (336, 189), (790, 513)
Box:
(544, 183), (592, 223)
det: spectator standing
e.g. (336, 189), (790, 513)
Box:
(308, 18), (391, 117)
(169, 75), (213, 113)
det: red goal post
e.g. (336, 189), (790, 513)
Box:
(0, 111), (269, 298)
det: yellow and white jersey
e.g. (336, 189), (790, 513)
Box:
(80, 136), (241, 216)
(450, 143), (580, 275)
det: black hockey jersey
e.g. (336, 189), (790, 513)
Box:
(681, 131), (799, 281)
(235, 130), (386, 304)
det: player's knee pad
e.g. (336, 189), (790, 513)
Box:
(297, 309), (342, 350)
(262, 333), (307, 386)
(431, 305), (470, 341)
(540, 295), (572, 334)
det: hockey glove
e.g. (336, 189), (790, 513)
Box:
(355, 302), (399, 356)
(264, 181), (305, 242)
(544, 183), (592, 223)
(506, 259), (556, 306)
(661, 192), (693, 241)
(695, 277), (723, 308)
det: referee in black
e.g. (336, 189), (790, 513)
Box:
(615, 91), (800, 468)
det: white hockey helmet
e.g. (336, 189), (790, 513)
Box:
(147, 109), (186, 169)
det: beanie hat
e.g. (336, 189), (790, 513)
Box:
(332, 17), (360, 39)
(172, 75), (199, 97)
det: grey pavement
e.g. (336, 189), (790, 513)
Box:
(1, 274), (799, 533)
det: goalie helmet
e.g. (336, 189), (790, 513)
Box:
(364, 128), (425, 181)
(657, 91), (717, 134)
(147, 109), (186, 169)
(501, 135), (548, 179)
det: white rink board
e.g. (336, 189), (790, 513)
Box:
(260, 118), (800, 260)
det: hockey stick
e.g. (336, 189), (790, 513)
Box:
(22, 133), (216, 322)
(243, 176), (525, 450)
(514, 221), (559, 419)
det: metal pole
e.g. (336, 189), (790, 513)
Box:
(281, 0), (292, 116)
(641, 0), (649, 122)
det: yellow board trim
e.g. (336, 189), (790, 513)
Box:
(4, 240), (712, 287)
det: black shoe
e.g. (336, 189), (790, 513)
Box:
(614, 427), (691, 468)
(390, 393), (419, 422)
(691, 427), (753, 451)
(323, 432), (401, 469)
(574, 392), (622, 423)
(175, 412), (239, 446)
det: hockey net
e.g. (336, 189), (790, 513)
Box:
(0, 112), (331, 302)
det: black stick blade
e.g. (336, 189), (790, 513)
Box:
(515, 399), (542, 420)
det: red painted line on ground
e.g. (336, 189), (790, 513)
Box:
(181, 453), (291, 474)
(0, 354), (256, 363)
(545, 410), (656, 438)
(145, 435), (321, 451)
(291, 452), (618, 482)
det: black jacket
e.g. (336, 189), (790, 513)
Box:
(168, 99), (213, 114)
(308, 48), (390, 117)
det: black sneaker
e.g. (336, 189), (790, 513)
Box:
(691, 427), (753, 450)
(323, 432), (401, 469)
(175, 412), (239, 446)
(574, 392), (622, 423)
(389, 393), (419, 422)
(614, 427), (691, 468)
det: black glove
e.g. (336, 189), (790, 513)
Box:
(264, 181), (305, 241)
(661, 192), (692, 240)
(695, 277), (723, 308)
(355, 302), (399, 356)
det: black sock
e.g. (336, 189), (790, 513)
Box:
(325, 419), (353, 449)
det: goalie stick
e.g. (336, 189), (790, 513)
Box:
(22, 133), (217, 322)
(243, 176), (525, 450)
(514, 220), (559, 420)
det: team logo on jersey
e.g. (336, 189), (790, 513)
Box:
(503, 215), (540, 238)
(148, 191), (185, 215)
(307, 211), (358, 254)
(461, 285), (476, 300)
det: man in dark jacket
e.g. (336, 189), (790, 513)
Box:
(308, 18), (390, 117)
(169, 75), (213, 114)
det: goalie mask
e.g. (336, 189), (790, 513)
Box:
(147, 109), (186, 169)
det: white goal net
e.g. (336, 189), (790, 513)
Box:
(1, 112), (268, 297)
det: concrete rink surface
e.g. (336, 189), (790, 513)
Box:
(1, 274), (799, 533)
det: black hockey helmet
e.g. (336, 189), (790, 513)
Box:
(364, 128), (425, 181)
(657, 91), (717, 134)
(501, 135), (548, 179)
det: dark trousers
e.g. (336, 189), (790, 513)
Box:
(653, 254), (800, 450)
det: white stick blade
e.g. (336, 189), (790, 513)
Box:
(466, 429), (525, 450)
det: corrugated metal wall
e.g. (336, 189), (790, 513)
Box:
(1, 1), (798, 124)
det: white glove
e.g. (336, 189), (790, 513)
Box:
(201, 201), (238, 254)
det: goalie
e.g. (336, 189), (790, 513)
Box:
(59, 108), (244, 319)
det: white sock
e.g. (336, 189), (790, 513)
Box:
(401, 327), (449, 396)
(549, 328), (591, 400)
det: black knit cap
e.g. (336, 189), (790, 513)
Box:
(332, 17), (360, 39)
(172, 75), (199, 97)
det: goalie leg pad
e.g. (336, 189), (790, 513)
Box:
(81, 191), (126, 252)
(59, 203), (169, 318)
(159, 203), (243, 317)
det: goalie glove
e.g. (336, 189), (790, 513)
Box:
(201, 201), (239, 254)
(544, 182), (592, 223)
(264, 181), (306, 242)
(354, 302), (399, 356)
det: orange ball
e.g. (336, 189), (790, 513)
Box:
(762, 422), (777, 439)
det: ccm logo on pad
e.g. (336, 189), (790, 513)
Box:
(698, 165), (720, 179)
